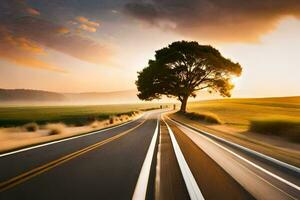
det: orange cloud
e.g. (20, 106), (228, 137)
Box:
(0, 15), (113, 69)
(0, 0), (113, 70)
(0, 26), (65, 72)
(56, 27), (70, 34)
(74, 16), (100, 32)
(78, 24), (97, 32)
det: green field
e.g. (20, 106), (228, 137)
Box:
(0, 103), (167, 127)
(187, 96), (300, 129)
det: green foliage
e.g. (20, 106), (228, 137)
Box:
(136, 41), (242, 112)
(250, 119), (300, 142)
(0, 104), (162, 127)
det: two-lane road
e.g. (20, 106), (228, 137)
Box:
(0, 111), (161, 200)
(0, 110), (299, 200)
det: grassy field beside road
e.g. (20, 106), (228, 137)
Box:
(0, 103), (168, 127)
(186, 96), (300, 130)
(169, 96), (300, 166)
(0, 103), (168, 153)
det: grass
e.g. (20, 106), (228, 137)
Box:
(250, 118), (300, 142)
(179, 112), (222, 124)
(169, 96), (300, 166)
(187, 96), (300, 129)
(23, 122), (39, 132)
(186, 96), (300, 142)
(0, 103), (167, 127)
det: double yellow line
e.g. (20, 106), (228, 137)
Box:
(0, 118), (147, 192)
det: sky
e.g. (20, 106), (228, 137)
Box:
(0, 0), (299, 98)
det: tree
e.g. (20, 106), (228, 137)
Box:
(136, 41), (242, 112)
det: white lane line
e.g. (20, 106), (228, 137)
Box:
(154, 125), (162, 200)
(132, 118), (159, 200)
(168, 118), (300, 192)
(0, 113), (146, 158)
(170, 118), (300, 174)
(164, 120), (205, 200)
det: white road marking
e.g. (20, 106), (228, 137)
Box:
(132, 118), (159, 200)
(164, 120), (205, 200)
(154, 125), (162, 199)
(170, 118), (300, 174)
(168, 118), (300, 192)
(0, 113), (146, 158)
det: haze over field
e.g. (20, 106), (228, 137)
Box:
(0, 88), (139, 105)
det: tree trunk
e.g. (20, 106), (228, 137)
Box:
(180, 96), (188, 113)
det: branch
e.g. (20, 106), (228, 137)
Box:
(194, 84), (211, 91)
(191, 68), (213, 88)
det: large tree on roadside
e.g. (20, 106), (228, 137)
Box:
(136, 41), (242, 112)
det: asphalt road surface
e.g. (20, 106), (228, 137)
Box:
(0, 110), (299, 200)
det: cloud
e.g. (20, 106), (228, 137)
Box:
(124, 0), (300, 42)
(0, 1), (113, 71)
(0, 0), (40, 16)
(56, 27), (70, 34)
(6, 16), (112, 65)
(78, 24), (97, 32)
(0, 26), (65, 72)
(74, 16), (100, 32)
(25, 7), (40, 16)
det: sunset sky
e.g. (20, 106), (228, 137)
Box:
(0, 0), (300, 98)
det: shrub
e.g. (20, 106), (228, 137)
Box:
(181, 112), (222, 124)
(109, 117), (115, 124)
(45, 123), (65, 135)
(250, 119), (300, 142)
(23, 122), (39, 132)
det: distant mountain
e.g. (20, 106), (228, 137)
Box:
(0, 88), (139, 105)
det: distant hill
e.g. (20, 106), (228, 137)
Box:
(0, 88), (139, 105)
(0, 89), (65, 102)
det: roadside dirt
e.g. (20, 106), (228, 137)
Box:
(0, 114), (141, 153)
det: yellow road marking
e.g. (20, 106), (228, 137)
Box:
(0, 118), (147, 192)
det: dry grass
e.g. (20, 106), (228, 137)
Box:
(179, 112), (222, 124)
(44, 123), (66, 135)
(187, 96), (300, 130)
(0, 111), (142, 153)
(168, 111), (300, 167)
(250, 118), (300, 142)
(23, 122), (39, 132)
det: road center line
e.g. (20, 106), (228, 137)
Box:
(0, 117), (148, 192)
(132, 118), (159, 200)
(0, 113), (146, 158)
(164, 119), (205, 200)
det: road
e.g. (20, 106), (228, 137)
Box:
(164, 116), (300, 200)
(0, 110), (299, 200)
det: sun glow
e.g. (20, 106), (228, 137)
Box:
(231, 77), (240, 86)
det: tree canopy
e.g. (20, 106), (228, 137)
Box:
(136, 41), (242, 112)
